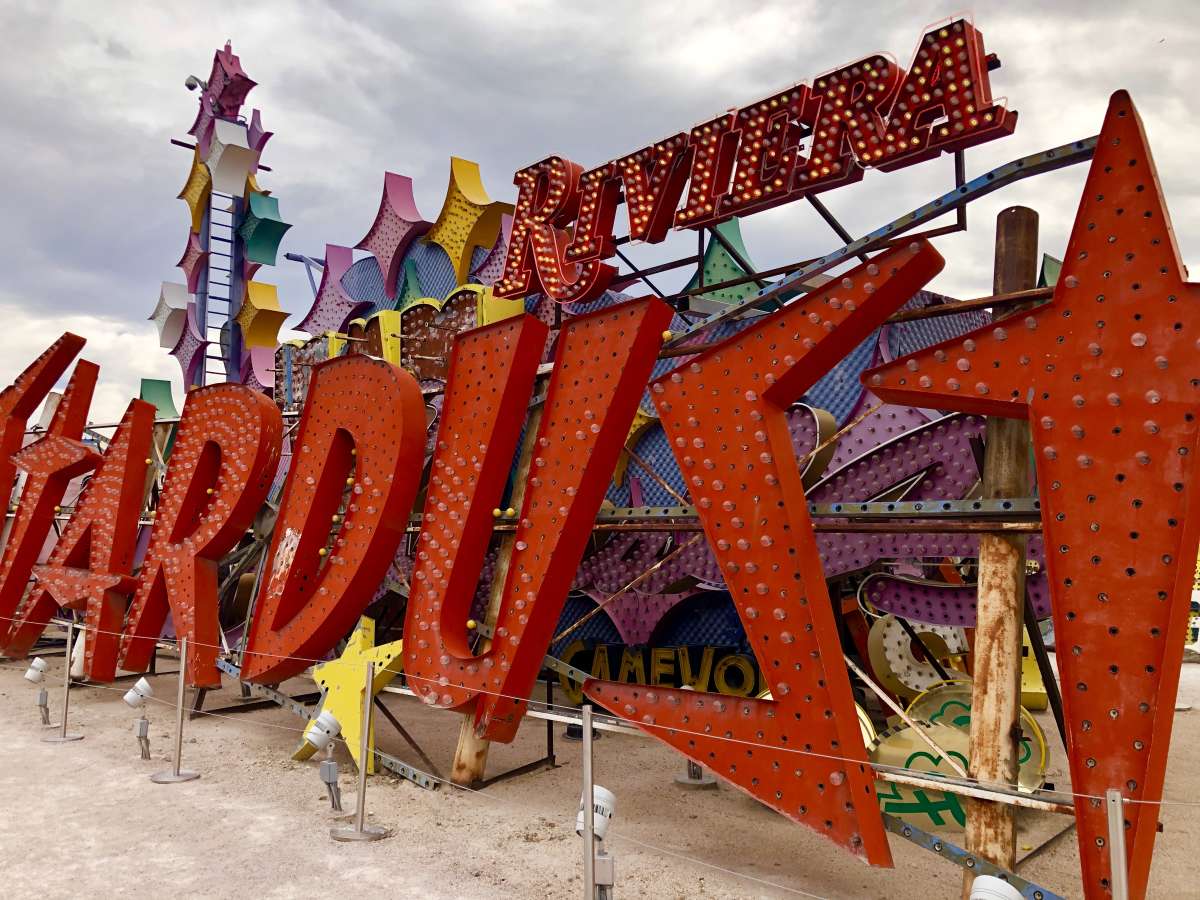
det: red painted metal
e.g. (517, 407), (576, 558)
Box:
(3, 399), (154, 680)
(119, 384), (282, 687)
(584, 240), (946, 866)
(241, 356), (427, 683)
(496, 156), (618, 305)
(0, 333), (85, 513)
(405, 298), (673, 742)
(0, 361), (100, 644)
(862, 91), (1195, 899)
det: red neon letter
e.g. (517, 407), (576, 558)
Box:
(792, 55), (903, 195)
(876, 19), (1015, 171)
(0, 362), (99, 643)
(674, 113), (740, 229)
(404, 298), (673, 742)
(119, 384), (282, 686)
(241, 356), (427, 683)
(494, 156), (617, 304)
(720, 85), (813, 217)
(584, 241), (944, 865)
(615, 133), (693, 244)
(863, 93), (1186, 898)
(4, 399), (154, 680)
(0, 332), (85, 506)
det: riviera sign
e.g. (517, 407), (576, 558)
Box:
(495, 17), (1015, 305)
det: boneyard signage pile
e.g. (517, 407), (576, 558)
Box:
(0, 18), (1195, 900)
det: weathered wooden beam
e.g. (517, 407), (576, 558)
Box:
(450, 401), (544, 786)
(962, 206), (1039, 898)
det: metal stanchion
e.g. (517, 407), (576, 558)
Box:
(1106, 789), (1129, 900)
(37, 687), (51, 726)
(582, 704), (596, 899)
(151, 636), (200, 783)
(42, 622), (83, 743)
(330, 661), (388, 841)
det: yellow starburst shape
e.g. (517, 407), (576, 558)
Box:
(292, 617), (404, 773)
(235, 281), (290, 349)
(424, 157), (512, 284)
(177, 148), (212, 233)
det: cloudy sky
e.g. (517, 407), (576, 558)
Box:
(0, 0), (1197, 421)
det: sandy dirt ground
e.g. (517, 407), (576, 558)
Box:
(0, 655), (1197, 899)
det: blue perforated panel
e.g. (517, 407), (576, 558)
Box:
(466, 245), (490, 284)
(405, 241), (457, 301)
(550, 592), (622, 657)
(802, 329), (876, 424)
(605, 423), (687, 507)
(340, 255), (390, 316)
(649, 591), (747, 649)
(887, 290), (990, 359)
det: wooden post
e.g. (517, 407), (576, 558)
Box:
(450, 399), (545, 786)
(962, 206), (1038, 896)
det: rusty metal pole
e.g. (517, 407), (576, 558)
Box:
(962, 206), (1038, 898)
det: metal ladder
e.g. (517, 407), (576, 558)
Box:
(197, 190), (239, 385)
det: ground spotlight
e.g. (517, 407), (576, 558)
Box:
(23, 657), (47, 683)
(122, 677), (154, 709)
(304, 709), (340, 752)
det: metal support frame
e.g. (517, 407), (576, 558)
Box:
(663, 135), (1097, 347)
(581, 704), (596, 899)
(469, 678), (560, 790)
(330, 660), (389, 841)
(884, 814), (1065, 900)
(150, 636), (200, 783)
(213, 657), (438, 790)
(1106, 790), (1129, 900)
(42, 622), (83, 744)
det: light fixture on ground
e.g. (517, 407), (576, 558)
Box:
(304, 709), (339, 752)
(306, 709), (344, 812)
(23, 657), (47, 683)
(124, 677), (155, 760)
(123, 676), (154, 709)
(577, 705), (616, 900)
(968, 875), (1024, 900)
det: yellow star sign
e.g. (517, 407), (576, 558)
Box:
(292, 616), (404, 773)
(235, 281), (290, 349)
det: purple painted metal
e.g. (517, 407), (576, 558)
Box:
(862, 573), (1051, 627)
(470, 213), (512, 286)
(355, 172), (431, 295)
(295, 244), (364, 336)
(169, 302), (208, 388)
(176, 231), (209, 294)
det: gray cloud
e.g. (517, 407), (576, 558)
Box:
(0, 0), (1197, 415)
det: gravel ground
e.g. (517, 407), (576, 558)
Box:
(0, 655), (1196, 898)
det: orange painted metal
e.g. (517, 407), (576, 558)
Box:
(863, 92), (1195, 899)
(405, 298), (672, 742)
(241, 356), (427, 683)
(584, 240), (945, 866)
(0, 333), (85, 514)
(0, 361), (100, 644)
(119, 384), (282, 687)
(4, 399), (154, 680)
